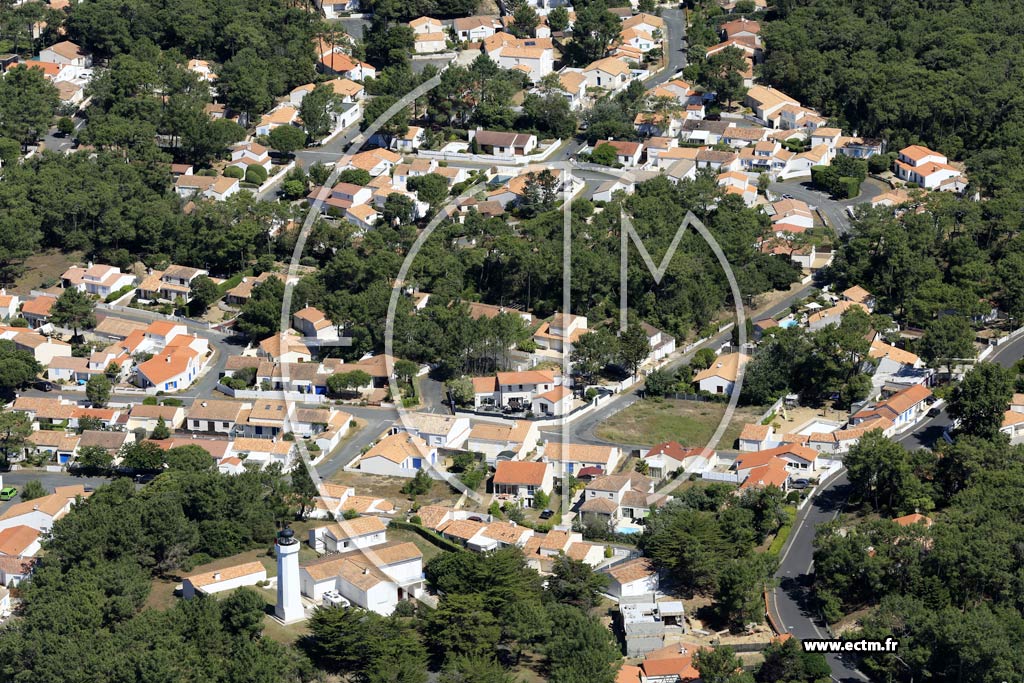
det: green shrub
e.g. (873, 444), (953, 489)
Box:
(837, 176), (861, 199)
(223, 165), (244, 179)
(104, 285), (134, 303)
(245, 165), (268, 185)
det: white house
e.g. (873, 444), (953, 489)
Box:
(850, 384), (933, 429)
(0, 290), (19, 320)
(470, 129), (538, 156)
(409, 16), (443, 34)
(578, 472), (670, 530)
(492, 460), (554, 506)
(308, 516), (388, 554)
(0, 525), (42, 559)
(473, 369), (562, 411)
(229, 142), (273, 173)
(299, 541), (423, 614)
(0, 485), (89, 534)
(413, 31), (447, 53)
(466, 420), (539, 464)
(137, 265), (209, 304)
(391, 412), (471, 449)
(540, 441), (621, 479)
(493, 41), (554, 81)
(293, 306), (339, 342)
(640, 441), (717, 478)
(744, 85), (801, 127)
(185, 399), (249, 435)
(312, 0), (360, 20)
(395, 126), (426, 152)
(60, 263), (135, 298)
(693, 352), (747, 395)
(894, 145), (967, 191)
(453, 15), (501, 41)
(583, 57), (632, 92)
(346, 203), (379, 231)
(358, 432), (438, 478)
(532, 385), (573, 416)
(135, 335), (208, 392)
(604, 557), (658, 600)
(39, 41), (90, 67)
(181, 561), (267, 598)
(0, 326), (73, 366)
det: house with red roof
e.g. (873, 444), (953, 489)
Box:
(894, 145), (967, 191)
(640, 441), (717, 478)
(135, 334), (209, 392)
(850, 384), (933, 430)
(472, 369), (564, 413)
(493, 460), (553, 505)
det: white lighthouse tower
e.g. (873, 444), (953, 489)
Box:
(275, 527), (303, 623)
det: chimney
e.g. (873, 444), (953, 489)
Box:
(33, 505), (39, 511)
(213, 572), (221, 581)
(362, 567), (369, 575)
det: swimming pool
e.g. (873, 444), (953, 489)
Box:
(779, 319), (799, 329)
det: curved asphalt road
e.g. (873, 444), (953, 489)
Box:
(769, 179), (887, 236)
(770, 328), (1024, 680)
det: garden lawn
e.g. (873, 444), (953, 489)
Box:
(594, 399), (768, 449)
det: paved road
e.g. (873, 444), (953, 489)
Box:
(314, 410), (396, 479)
(644, 8), (687, 88)
(770, 327), (1024, 680)
(770, 470), (867, 682)
(38, 116), (85, 155)
(769, 179), (886, 236)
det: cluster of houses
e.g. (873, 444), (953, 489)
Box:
(0, 483), (91, 590)
(0, 264), (227, 393)
(181, 513), (425, 616)
(0, 39), (94, 108)
(736, 383), (935, 462)
(7, 392), (352, 473)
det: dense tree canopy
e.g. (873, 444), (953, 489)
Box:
(0, 470), (306, 681)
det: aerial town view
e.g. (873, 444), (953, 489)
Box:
(0, 0), (1022, 680)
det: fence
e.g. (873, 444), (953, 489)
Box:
(388, 520), (467, 553)
(98, 302), (228, 333)
(659, 392), (715, 402)
(215, 384), (329, 404)
(700, 471), (742, 484)
(418, 138), (563, 165)
(757, 397), (785, 424)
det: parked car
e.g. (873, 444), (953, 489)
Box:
(539, 509), (555, 520)
(790, 479), (810, 490)
(32, 380), (53, 392)
(781, 193), (794, 199)
(927, 406), (942, 418)
(0, 487), (18, 501)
